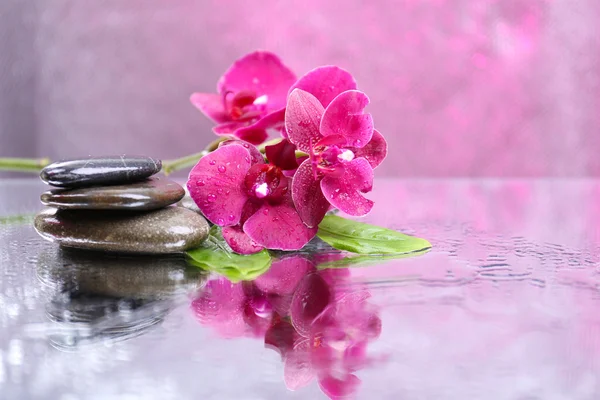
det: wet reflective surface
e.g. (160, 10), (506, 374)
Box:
(2, 179), (600, 399)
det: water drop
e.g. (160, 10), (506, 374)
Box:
(245, 157), (250, 163)
(243, 143), (250, 148)
(209, 160), (216, 165)
(196, 180), (205, 186)
(228, 214), (235, 221)
(207, 194), (217, 203)
(218, 165), (226, 173)
(226, 190), (231, 195)
(217, 188), (223, 194)
(262, 208), (269, 215)
(217, 218), (225, 225)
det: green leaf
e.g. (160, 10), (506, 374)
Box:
(316, 249), (430, 270)
(185, 226), (272, 282)
(316, 215), (431, 255)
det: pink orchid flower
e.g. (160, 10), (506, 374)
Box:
(186, 140), (316, 252)
(190, 51), (296, 145)
(284, 66), (388, 228)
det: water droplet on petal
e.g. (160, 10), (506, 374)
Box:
(207, 194), (217, 203)
(218, 165), (226, 173)
(225, 190), (231, 195)
(196, 180), (205, 186)
(243, 143), (250, 148)
(217, 188), (223, 194)
(217, 218), (225, 225)
(262, 208), (269, 215)
(209, 160), (216, 166)
(228, 214), (235, 221)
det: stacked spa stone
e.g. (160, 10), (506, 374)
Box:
(34, 156), (209, 253)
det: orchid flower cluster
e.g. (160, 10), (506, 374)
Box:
(187, 51), (387, 254)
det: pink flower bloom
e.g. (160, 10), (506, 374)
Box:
(187, 140), (317, 252)
(285, 67), (387, 228)
(190, 51), (296, 145)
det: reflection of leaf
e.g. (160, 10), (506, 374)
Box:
(0, 214), (34, 225)
(186, 226), (272, 282)
(316, 248), (430, 270)
(317, 215), (431, 255)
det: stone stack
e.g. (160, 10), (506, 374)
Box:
(34, 155), (209, 253)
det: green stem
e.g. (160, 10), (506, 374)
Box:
(0, 157), (51, 173)
(0, 214), (34, 225)
(161, 137), (227, 175)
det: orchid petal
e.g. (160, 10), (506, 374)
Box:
(191, 278), (247, 338)
(187, 144), (252, 226)
(289, 66), (357, 107)
(290, 273), (331, 338)
(292, 159), (330, 228)
(234, 108), (286, 145)
(265, 139), (298, 171)
(284, 339), (315, 391)
(318, 374), (361, 399)
(219, 140), (265, 166)
(321, 158), (374, 216)
(222, 225), (264, 254)
(243, 186), (318, 250)
(321, 90), (374, 148)
(217, 51), (296, 111)
(254, 256), (314, 295)
(352, 129), (387, 169)
(285, 89), (324, 153)
(190, 93), (229, 123)
(265, 319), (297, 357)
(213, 121), (249, 135)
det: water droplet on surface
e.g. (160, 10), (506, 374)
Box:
(217, 188), (223, 194)
(218, 165), (226, 173)
(228, 214), (235, 221)
(196, 180), (205, 186)
(217, 218), (225, 225)
(262, 209), (269, 215)
(207, 194), (217, 203)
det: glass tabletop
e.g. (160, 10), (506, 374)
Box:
(2, 179), (600, 400)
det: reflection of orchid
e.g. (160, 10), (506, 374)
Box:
(190, 51), (296, 145)
(190, 255), (381, 399)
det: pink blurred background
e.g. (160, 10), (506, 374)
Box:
(1, 0), (599, 177)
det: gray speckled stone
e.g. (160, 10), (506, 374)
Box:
(40, 155), (162, 188)
(34, 206), (209, 254)
(41, 177), (185, 211)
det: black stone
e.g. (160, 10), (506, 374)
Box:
(41, 177), (185, 211)
(40, 155), (162, 188)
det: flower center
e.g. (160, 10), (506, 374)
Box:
(225, 90), (268, 121)
(311, 143), (355, 178)
(244, 164), (288, 202)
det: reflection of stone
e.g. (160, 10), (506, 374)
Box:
(36, 247), (206, 349)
